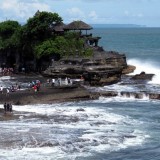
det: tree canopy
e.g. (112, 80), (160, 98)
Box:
(24, 11), (62, 42)
(0, 20), (21, 50)
(0, 10), (93, 70)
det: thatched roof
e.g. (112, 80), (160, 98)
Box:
(64, 20), (93, 30)
(53, 22), (66, 32)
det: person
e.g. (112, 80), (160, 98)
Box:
(4, 102), (7, 113)
(33, 85), (37, 92)
(18, 85), (21, 90)
(6, 103), (10, 112)
(9, 103), (12, 112)
(65, 77), (68, 85)
(80, 75), (84, 80)
(6, 88), (10, 96)
(67, 78), (72, 85)
(0, 86), (3, 94)
(47, 79), (50, 84)
(11, 85), (15, 92)
(58, 78), (62, 86)
(52, 78), (55, 87)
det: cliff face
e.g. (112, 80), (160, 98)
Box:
(43, 48), (130, 86)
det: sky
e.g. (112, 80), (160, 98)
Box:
(0, 0), (160, 27)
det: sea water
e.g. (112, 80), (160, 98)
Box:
(0, 28), (160, 160)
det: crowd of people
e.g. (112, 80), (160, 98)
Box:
(0, 83), (21, 96)
(28, 80), (41, 92)
(47, 77), (73, 87)
(0, 67), (14, 76)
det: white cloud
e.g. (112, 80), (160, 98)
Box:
(0, 0), (51, 22)
(89, 11), (98, 20)
(124, 10), (144, 18)
(66, 7), (85, 20)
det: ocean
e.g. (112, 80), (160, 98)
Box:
(0, 28), (160, 160)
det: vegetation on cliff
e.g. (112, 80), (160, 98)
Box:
(0, 11), (93, 70)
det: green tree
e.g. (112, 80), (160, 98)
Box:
(0, 20), (21, 50)
(34, 31), (92, 59)
(24, 11), (63, 42)
(34, 36), (67, 59)
(21, 11), (63, 70)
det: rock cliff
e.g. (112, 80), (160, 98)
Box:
(43, 47), (133, 86)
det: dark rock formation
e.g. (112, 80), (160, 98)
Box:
(120, 91), (160, 101)
(131, 71), (155, 80)
(122, 65), (136, 74)
(98, 91), (118, 97)
(43, 48), (129, 86)
(120, 91), (145, 99)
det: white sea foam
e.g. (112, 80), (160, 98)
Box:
(0, 102), (149, 159)
(95, 96), (150, 103)
(128, 58), (160, 84)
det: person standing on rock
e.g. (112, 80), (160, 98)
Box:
(0, 86), (3, 94)
(4, 102), (7, 113)
(6, 103), (10, 112)
(33, 85), (37, 92)
(9, 103), (12, 112)
(6, 88), (10, 96)
(52, 78), (55, 87)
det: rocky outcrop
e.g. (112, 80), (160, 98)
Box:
(43, 49), (128, 86)
(131, 71), (155, 80)
(120, 91), (145, 99)
(89, 91), (118, 99)
(120, 91), (160, 101)
(122, 65), (136, 74)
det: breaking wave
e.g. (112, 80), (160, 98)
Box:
(128, 58), (160, 84)
(0, 102), (148, 160)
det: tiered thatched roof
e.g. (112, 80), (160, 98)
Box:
(64, 20), (93, 30)
(53, 22), (66, 32)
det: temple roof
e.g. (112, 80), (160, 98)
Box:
(53, 22), (66, 32)
(64, 20), (93, 30)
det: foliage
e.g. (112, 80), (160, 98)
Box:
(83, 48), (93, 57)
(0, 10), (93, 70)
(24, 11), (62, 42)
(34, 40), (55, 59)
(34, 36), (68, 59)
(0, 20), (21, 50)
(0, 20), (21, 38)
(34, 32), (90, 59)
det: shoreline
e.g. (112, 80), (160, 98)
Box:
(0, 84), (94, 106)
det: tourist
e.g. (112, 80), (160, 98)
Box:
(33, 85), (37, 92)
(47, 79), (50, 84)
(58, 78), (62, 86)
(11, 85), (15, 92)
(9, 103), (12, 112)
(4, 102), (7, 113)
(67, 78), (72, 85)
(28, 82), (32, 88)
(15, 83), (18, 90)
(6, 88), (10, 96)
(18, 85), (21, 90)
(52, 78), (55, 87)
(80, 75), (84, 80)
(6, 103), (10, 112)
(65, 77), (68, 85)
(0, 86), (3, 94)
